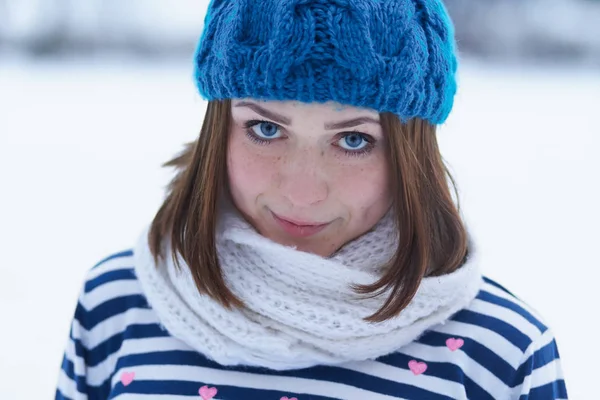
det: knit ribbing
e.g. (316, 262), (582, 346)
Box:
(194, 0), (458, 124)
(134, 207), (482, 370)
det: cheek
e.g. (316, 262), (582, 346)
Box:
(334, 158), (391, 211)
(227, 131), (278, 206)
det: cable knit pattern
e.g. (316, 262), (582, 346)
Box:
(134, 206), (482, 371)
(193, 0), (459, 124)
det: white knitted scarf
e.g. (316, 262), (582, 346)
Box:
(134, 207), (482, 371)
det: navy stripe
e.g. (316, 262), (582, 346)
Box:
(483, 277), (516, 297)
(85, 268), (137, 293)
(60, 356), (87, 395)
(378, 351), (465, 384)
(513, 339), (561, 388)
(520, 379), (568, 399)
(463, 374), (495, 400)
(453, 309), (532, 352)
(82, 373), (113, 400)
(84, 323), (169, 367)
(283, 364), (454, 400)
(57, 268), (568, 399)
(55, 389), (73, 400)
(76, 294), (150, 330)
(61, 355), (75, 380)
(533, 339), (561, 369)
(60, 355), (112, 400)
(477, 290), (547, 334)
(110, 380), (338, 400)
(70, 322), (90, 365)
(116, 350), (454, 400)
(379, 349), (498, 398)
(92, 250), (133, 269)
(416, 331), (516, 386)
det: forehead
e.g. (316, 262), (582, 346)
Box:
(231, 98), (379, 120)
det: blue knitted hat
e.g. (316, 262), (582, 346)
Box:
(194, 0), (458, 125)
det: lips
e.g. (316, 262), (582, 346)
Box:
(270, 211), (331, 238)
(273, 213), (327, 227)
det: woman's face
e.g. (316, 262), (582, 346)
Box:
(227, 99), (392, 257)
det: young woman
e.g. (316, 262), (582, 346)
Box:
(56, 0), (568, 399)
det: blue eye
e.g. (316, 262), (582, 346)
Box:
(251, 122), (281, 139)
(339, 133), (368, 151)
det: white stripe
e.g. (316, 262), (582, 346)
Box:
(72, 308), (162, 349)
(510, 359), (564, 397)
(401, 342), (511, 400)
(481, 283), (546, 325)
(111, 365), (404, 400)
(344, 360), (467, 399)
(114, 395), (199, 399)
(534, 328), (556, 350)
(85, 348), (120, 387)
(64, 321), (114, 391)
(65, 334), (87, 377)
(87, 254), (135, 281)
(57, 368), (86, 400)
(82, 279), (144, 311)
(529, 359), (564, 387)
(468, 298), (540, 341)
(87, 336), (192, 386)
(431, 320), (523, 369)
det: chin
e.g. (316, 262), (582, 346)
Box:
(290, 237), (341, 257)
(261, 230), (334, 256)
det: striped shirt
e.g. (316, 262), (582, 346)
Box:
(56, 250), (568, 400)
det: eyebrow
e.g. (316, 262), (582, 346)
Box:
(234, 101), (292, 126)
(234, 101), (380, 130)
(324, 117), (380, 130)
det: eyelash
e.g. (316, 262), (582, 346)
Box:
(242, 120), (376, 158)
(243, 120), (273, 147)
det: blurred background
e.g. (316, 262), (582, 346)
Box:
(2, 0), (600, 63)
(0, 0), (598, 399)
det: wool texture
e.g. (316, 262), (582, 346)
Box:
(134, 206), (482, 371)
(193, 0), (459, 124)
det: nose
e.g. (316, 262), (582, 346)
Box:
(278, 149), (329, 208)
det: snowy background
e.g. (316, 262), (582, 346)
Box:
(1, 1), (599, 399)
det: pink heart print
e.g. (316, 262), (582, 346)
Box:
(446, 337), (465, 351)
(120, 371), (135, 386)
(281, 397), (298, 400)
(408, 360), (427, 375)
(199, 385), (218, 400)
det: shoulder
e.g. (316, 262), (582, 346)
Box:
(75, 249), (159, 345)
(446, 277), (567, 397)
(424, 275), (554, 367)
(408, 277), (566, 398)
(439, 277), (564, 384)
(60, 250), (173, 397)
(445, 276), (553, 359)
(82, 249), (145, 313)
(87, 249), (137, 290)
(468, 276), (550, 345)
